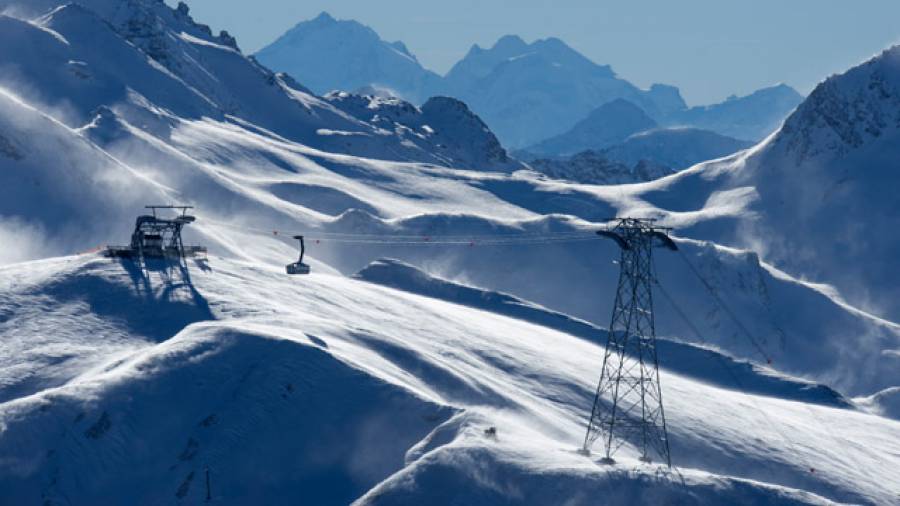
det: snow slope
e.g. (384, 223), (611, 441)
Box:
(600, 127), (755, 170)
(1, 254), (898, 504)
(355, 258), (851, 409)
(524, 151), (675, 185)
(1, 0), (899, 503)
(0, 0), (896, 398)
(0, 0), (896, 396)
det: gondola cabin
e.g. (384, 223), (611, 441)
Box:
(286, 235), (311, 275)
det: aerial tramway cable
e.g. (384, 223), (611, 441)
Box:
(653, 276), (824, 476)
(206, 219), (605, 246)
(674, 248), (773, 364)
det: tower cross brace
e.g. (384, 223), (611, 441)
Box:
(583, 218), (677, 467)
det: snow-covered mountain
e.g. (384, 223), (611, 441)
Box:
(436, 35), (685, 148)
(0, 1), (511, 172)
(614, 46), (900, 323)
(1, 0), (899, 504)
(523, 99), (659, 156)
(255, 12), (441, 103)
(522, 102), (755, 170)
(666, 83), (804, 141)
(323, 92), (516, 171)
(256, 16), (803, 150)
(601, 127), (755, 169)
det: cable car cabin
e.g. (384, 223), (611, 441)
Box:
(105, 206), (206, 260)
(286, 262), (310, 275)
(286, 235), (311, 275)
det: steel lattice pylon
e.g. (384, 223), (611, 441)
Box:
(582, 218), (677, 466)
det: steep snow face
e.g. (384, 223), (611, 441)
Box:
(1, 255), (898, 505)
(324, 92), (517, 171)
(666, 84), (804, 141)
(527, 151), (674, 185)
(601, 127), (754, 170)
(524, 99), (659, 156)
(255, 12), (442, 103)
(777, 48), (900, 161)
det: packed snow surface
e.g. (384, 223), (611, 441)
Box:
(1, 254), (898, 504)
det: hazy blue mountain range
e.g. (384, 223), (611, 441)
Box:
(256, 13), (803, 148)
(667, 84), (804, 141)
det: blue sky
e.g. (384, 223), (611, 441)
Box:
(171, 0), (900, 105)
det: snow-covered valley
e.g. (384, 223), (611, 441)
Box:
(1, 0), (899, 504)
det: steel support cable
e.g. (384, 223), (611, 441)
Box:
(675, 248), (773, 364)
(654, 277), (822, 476)
(203, 218), (602, 245)
(291, 236), (601, 245)
(668, 251), (830, 471)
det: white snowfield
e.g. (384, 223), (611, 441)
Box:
(0, 0), (899, 503)
(1, 254), (898, 504)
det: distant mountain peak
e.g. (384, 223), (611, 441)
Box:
(493, 34), (528, 51)
(255, 13), (440, 102)
(524, 99), (658, 156)
(594, 98), (650, 115)
(532, 36), (568, 51)
(313, 11), (336, 23)
(770, 82), (797, 92)
(390, 40), (414, 58)
(753, 83), (802, 98)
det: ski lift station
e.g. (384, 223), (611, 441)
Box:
(105, 205), (207, 260)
